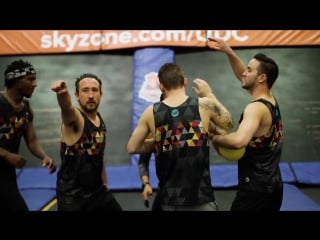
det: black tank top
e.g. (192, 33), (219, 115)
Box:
(57, 109), (106, 199)
(0, 94), (32, 181)
(238, 98), (283, 193)
(153, 97), (215, 206)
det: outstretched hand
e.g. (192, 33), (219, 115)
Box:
(51, 80), (68, 94)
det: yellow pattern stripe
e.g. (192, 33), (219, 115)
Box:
(41, 198), (57, 211)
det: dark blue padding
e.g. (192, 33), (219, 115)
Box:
(210, 162), (297, 188)
(280, 162), (297, 184)
(107, 165), (140, 189)
(210, 164), (238, 188)
(281, 183), (320, 211)
(17, 168), (57, 189)
(289, 162), (320, 185)
(17, 162), (320, 210)
(17, 168), (57, 211)
(131, 48), (174, 165)
(16, 162), (300, 190)
(108, 162), (298, 189)
(20, 188), (56, 211)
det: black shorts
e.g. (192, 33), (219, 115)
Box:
(231, 187), (283, 211)
(58, 186), (122, 211)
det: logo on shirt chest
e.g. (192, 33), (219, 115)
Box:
(171, 109), (179, 117)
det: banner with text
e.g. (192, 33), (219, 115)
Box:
(0, 30), (319, 55)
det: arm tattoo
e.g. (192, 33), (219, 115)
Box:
(199, 101), (222, 116)
(200, 100), (234, 130)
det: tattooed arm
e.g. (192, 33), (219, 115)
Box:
(201, 93), (233, 131)
(193, 78), (234, 131)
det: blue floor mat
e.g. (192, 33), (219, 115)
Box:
(20, 188), (56, 211)
(281, 183), (320, 211)
(17, 162), (320, 211)
(17, 168), (57, 211)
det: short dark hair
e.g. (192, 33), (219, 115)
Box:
(158, 63), (185, 90)
(254, 53), (279, 89)
(75, 73), (102, 93)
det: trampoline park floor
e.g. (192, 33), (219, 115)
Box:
(18, 162), (320, 211)
(42, 185), (320, 211)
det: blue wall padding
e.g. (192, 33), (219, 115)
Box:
(279, 162), (297, 184)
(17, 162), (319, 190)
(131, 48), (174, 165)
(17, 162), (320, 210)
(17, 168), (57, 189)
(210, 164), (238, 188)
(290, 162), (320, 185)
(210, 162), (297, 188)
(106, 165), (141, 189)
(106, 162), (314, 189)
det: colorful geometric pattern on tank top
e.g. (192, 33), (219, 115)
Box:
(237, 98), (284, 193)
(0, 96), (31, 142)
(57, 110), (106, 199)
(61, 130), (105, 156)
(155, 120), (208, 152)
(0, 95), (32, 144)
(245, 98), (283, 149)
(153, 97), (214, 206)
(0, 94), (32, 180)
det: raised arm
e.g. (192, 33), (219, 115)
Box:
(51, 80), (81, 127)
(208, 37), (247, 81)
(51, 80), (84, 146)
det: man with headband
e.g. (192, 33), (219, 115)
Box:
(0, 59), (56, 211)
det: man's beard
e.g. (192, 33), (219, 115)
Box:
(80, 102), (99, 112)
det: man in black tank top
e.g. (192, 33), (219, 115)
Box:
(51, 74), (122, 211)
(128, 63), (233, 211)
(0, 59), (56, 211)
(208, 37), (284, 211)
